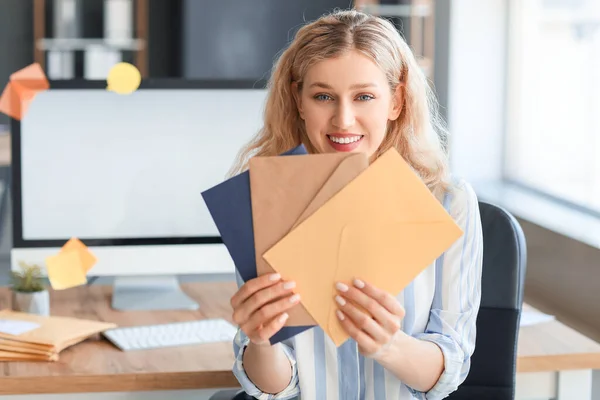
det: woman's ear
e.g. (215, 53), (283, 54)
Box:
(291, 82), (304, 120)
(388, 83), (405, 121)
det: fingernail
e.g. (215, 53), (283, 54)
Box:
(269, 273), (281, 281)
(283, 281), (296, 290)
(289, 294), (301, 303)
(336, 282), (349, 292)
(278, 313), (289, 323)
(353, 279), (365, 289)
(336, 310), (345, 320)
(335, 295), (346, 306)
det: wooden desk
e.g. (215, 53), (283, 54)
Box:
(0, 282), (598, 399)
(516, 305), (600, 400)
(518, 305), (600, 373)
(0, 282), (239, 396)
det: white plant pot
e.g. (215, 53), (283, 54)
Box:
(12, 290), (50, 316)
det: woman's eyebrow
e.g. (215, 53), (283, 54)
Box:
(308, 82), (379, 90)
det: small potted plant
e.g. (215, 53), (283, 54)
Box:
(10, 261), (50, 316)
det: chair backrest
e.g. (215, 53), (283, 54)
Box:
(447, 201), (527, 400)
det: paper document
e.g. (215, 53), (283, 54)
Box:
(520, 310), (555, 327)
(0, 319), (40, 336)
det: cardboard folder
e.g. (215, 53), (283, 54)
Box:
(0, 310), (116, 353)
(201, 144), (313, 345)
(262, 148), (464, 346)
(249, 152), (369, 328)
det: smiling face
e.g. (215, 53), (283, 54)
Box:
(294, 50), (403, 159)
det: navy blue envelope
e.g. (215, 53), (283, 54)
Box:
(201, 144), (315, 344)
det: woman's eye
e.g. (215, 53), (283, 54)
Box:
(314, 94), (374, 102)
(315, 94), (332, 101)
(357, 94), (374, 101)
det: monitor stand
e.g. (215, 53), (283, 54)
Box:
(111, 275), (199, 311)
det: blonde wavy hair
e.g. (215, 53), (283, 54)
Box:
(230, 8), (450, 196)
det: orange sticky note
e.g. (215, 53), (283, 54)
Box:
(0, 63), (49, 120)
(60, 237), (97, 274)
(262, 148), (464, 346)
(45, 238), (97, 290)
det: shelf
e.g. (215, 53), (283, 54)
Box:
(32, 0), (149, 78)
(354, 0), (435, 79)
(36, 38), (146, 52)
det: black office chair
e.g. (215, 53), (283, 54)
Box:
(446, 201), (527, 400)
(211, 201), (527, 400)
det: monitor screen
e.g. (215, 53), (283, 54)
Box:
(17, 85), (266, 243)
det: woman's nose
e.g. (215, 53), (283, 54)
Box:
(332, 102), (356, 130)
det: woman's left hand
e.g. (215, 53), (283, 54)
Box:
(335, 278), (405, 358)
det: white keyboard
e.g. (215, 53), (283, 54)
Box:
(103, 319), (238, 351)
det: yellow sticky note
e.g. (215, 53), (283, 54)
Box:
(45, 251), (87, 290)
(106, 62), (141, 95)
(45, 238), (97, 290)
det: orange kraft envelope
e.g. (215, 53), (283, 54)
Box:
(249, 151), (369, 326)
(262, 148), (464, 346)
(0, 63), (49, 120)
(45, 238), (98, 290)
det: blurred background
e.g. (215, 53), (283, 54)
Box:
(0, 0), (599, 396)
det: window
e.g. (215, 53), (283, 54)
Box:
(505, 0), (600, 213)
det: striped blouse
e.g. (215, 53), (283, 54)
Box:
(232, 179), (483, 400)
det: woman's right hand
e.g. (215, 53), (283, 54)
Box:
(231, 273), (300, 346)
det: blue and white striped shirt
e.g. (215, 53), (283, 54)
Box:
(232, 179), (483, 400)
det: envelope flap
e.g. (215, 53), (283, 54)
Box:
(293, 152), (369, 229)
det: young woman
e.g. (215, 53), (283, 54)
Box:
(228, 9), (483, 400)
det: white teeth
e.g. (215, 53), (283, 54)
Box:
(329, 136), (362, 144)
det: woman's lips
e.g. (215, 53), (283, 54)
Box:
(327, 134), (364, 152)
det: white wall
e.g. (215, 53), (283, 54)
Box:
(447, 0), (508, 185)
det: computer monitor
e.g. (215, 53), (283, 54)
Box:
(11, 79), (268, 311)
